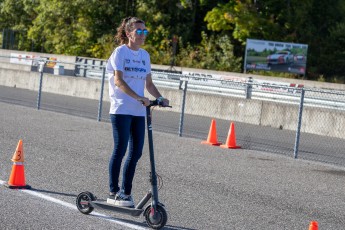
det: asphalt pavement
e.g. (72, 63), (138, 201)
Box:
(1, 101), (345, 229)
(1, 85), (344, 168)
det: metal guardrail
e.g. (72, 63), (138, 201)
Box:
(53, 60), (345, 111)
(68, 64), (345, 111)
(150, 71), (345, 111)
(2, 54), (345, 111)
(3, 54), (345, 113)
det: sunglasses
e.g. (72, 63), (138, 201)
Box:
(135, 29), (149, 36)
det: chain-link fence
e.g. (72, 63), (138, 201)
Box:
(297, 89), (345, 165)
(168, 76), (345, 167)
(1, 54), (345, 167)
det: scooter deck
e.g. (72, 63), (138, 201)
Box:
(91, 200), (144, 216)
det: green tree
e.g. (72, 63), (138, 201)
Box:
(136, 0), (211, 65)
(27, 0), (128, 57)
(0, 0), (36, 31)
(0, 0), (37, 50)
(204, 0), (345, 81)
(1, 0), (345, 81)
(318, 22), (345, 83)
(139, 0), (232, 66)
(177, 32), (241, 72)
(204, 0), (294, 43)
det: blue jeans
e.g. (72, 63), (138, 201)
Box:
(109, 114), (145, 195)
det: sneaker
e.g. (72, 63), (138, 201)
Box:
(107, 192), (134, 207)
(108, 192), (116, 199)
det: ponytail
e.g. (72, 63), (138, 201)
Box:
(114, 17), (145, 45)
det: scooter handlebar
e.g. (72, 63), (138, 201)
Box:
(149, 99), (172, 108)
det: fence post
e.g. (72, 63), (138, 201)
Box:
(36, 60), (45, 110)
(97, 66), (106, 122)
(245, 77), (253, 99)
(178, 77), (188, 137)
(1, 29), (5, 49)
(294, 88), (305, 159)
(75, 57), (81, 76)
(83, 59), (87, 77)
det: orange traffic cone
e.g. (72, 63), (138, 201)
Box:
(201, 119), (222, 146)
(4, 140), (31, 189)
(308, 221), (318, 230)
(220, 122), (241, 149)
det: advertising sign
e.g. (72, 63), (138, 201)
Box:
(244, 39), (308, 75)
(10, 53), (59, 68)
(10, 53), (34, 65)
(46, 57), (57, 68)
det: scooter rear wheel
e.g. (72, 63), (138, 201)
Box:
(76, 191), (95, 214)
(144, 204), (168, 229)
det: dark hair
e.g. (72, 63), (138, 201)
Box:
(114, 17), (145, 45)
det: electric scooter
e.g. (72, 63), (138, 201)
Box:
(76, 99), (171, 229)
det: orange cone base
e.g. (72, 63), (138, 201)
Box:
(5, 164), (30, 189)
(309, 221), (318, 230)
(4, 182), (31, 189)
(201, 140), (222, 146)
(220, 144), (241, 149)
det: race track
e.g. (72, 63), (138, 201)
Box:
(1, 98), (345, 229)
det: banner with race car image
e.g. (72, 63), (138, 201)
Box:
(244, 39), (308, 75)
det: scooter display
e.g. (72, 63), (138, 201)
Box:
(76, 99), (171, 229)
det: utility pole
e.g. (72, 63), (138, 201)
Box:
(168, 35), (178, 72)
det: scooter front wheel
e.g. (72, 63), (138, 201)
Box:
(144, 204), (168, 229)
(76, 191), (95, 214)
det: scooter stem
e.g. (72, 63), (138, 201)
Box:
(146, 105), (159, 211)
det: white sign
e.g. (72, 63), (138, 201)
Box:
(10, 53), (35, 66)
(244, 39), (308, 75)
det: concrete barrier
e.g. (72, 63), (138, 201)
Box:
(0, 68), (103, 100)
(0, 62), (33, 72)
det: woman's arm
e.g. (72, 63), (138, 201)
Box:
(146, 73), (169, 105)
(114, 70), (150, 106)
(145, 73), (162, 98)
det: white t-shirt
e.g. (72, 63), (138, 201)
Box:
(106, 45), (151, 116)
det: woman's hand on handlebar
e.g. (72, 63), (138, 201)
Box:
(159, 98), (170, 107)
(137, 96), (150, 106)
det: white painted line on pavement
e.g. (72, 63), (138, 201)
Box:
(0, 180), (147, 230)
